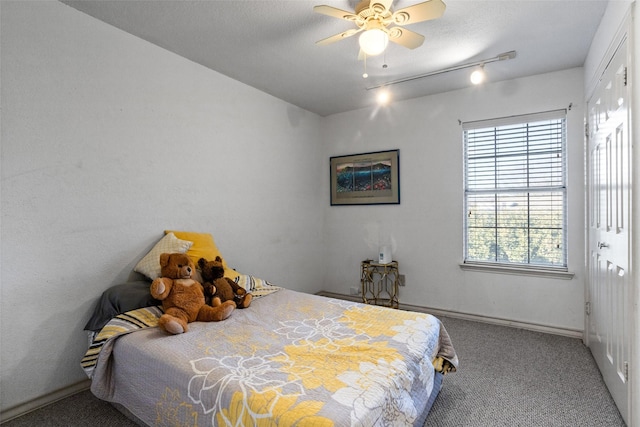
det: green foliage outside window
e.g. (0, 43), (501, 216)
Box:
(466, 192), (564, 266)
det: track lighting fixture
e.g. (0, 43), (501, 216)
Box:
(366, 51), (516, 90)
(376, 88), (392, 105)
(470, 65), (486, 84)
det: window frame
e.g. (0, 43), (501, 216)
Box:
(461, 110), (570, 276)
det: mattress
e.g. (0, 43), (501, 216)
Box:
(84, 289), (457, 426)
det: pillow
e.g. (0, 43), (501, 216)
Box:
(165, 230), (240, 280)
(234, 274), (282, 298)
(133, 232), (193, 280)
(84, 281), (160, 332)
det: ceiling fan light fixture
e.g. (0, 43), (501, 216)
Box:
(359, 29), (389, 56)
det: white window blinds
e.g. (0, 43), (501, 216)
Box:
(463, 110), (567, 268)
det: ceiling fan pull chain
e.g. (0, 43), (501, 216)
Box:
(363, 54), (369, 78)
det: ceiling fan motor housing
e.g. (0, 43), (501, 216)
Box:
(356, 0), (393, 17)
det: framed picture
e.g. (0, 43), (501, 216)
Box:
(330, 149), (400, 205)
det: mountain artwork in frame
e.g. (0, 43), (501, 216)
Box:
(330, 149), (400, 205)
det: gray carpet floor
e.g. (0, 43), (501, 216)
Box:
(2, 316), (625, 426)
(425, 317), (625, 426)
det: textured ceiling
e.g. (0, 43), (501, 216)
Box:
(60, 0), (608, 116)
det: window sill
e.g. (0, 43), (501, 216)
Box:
(459, 262), (575, 280)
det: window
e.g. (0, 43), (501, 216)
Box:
(463, 110), (567, 270)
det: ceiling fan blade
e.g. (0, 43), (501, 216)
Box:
(316, 28), (362, 46)
(392, 0), (446, 25)
(313, 5), (358, 22)
(388, 27), (425, 49)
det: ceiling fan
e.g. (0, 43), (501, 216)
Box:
(314, 0), (446, 57)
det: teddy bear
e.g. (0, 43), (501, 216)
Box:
(150, 253), (235, 334)
(198, 256), (252, 309)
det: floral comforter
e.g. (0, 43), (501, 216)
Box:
(88, 289), (457, 426)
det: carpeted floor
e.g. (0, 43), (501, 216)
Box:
(1, 389), (137, 427)
(425, 317), (625, 426)
(2, 316), (625, 426)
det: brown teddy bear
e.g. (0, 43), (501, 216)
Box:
(150, 253), (235, 334)
(198, 256), (252, 309)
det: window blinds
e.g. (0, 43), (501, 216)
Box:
(463, 110), (567, 268)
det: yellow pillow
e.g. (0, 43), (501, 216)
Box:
(164, 230), (240, 280)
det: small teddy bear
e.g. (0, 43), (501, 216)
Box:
(150, 253), (235, 334)
(198, 256), (252, 309)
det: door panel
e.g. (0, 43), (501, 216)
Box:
(586, 37), (630, 425)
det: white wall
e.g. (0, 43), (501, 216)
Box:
(0, 0), (324, 413)
(321, 68), (586, 332)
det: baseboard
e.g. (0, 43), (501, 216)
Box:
(316, 291), (584, 339)
(0, 379), (91, 424)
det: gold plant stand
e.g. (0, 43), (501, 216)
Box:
(360, 260), (399, 309)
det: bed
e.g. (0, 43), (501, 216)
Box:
(81, 232), (458, 426)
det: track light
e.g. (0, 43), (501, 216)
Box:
(470, 65), (486, 84)
(376, 88), (391, 105)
